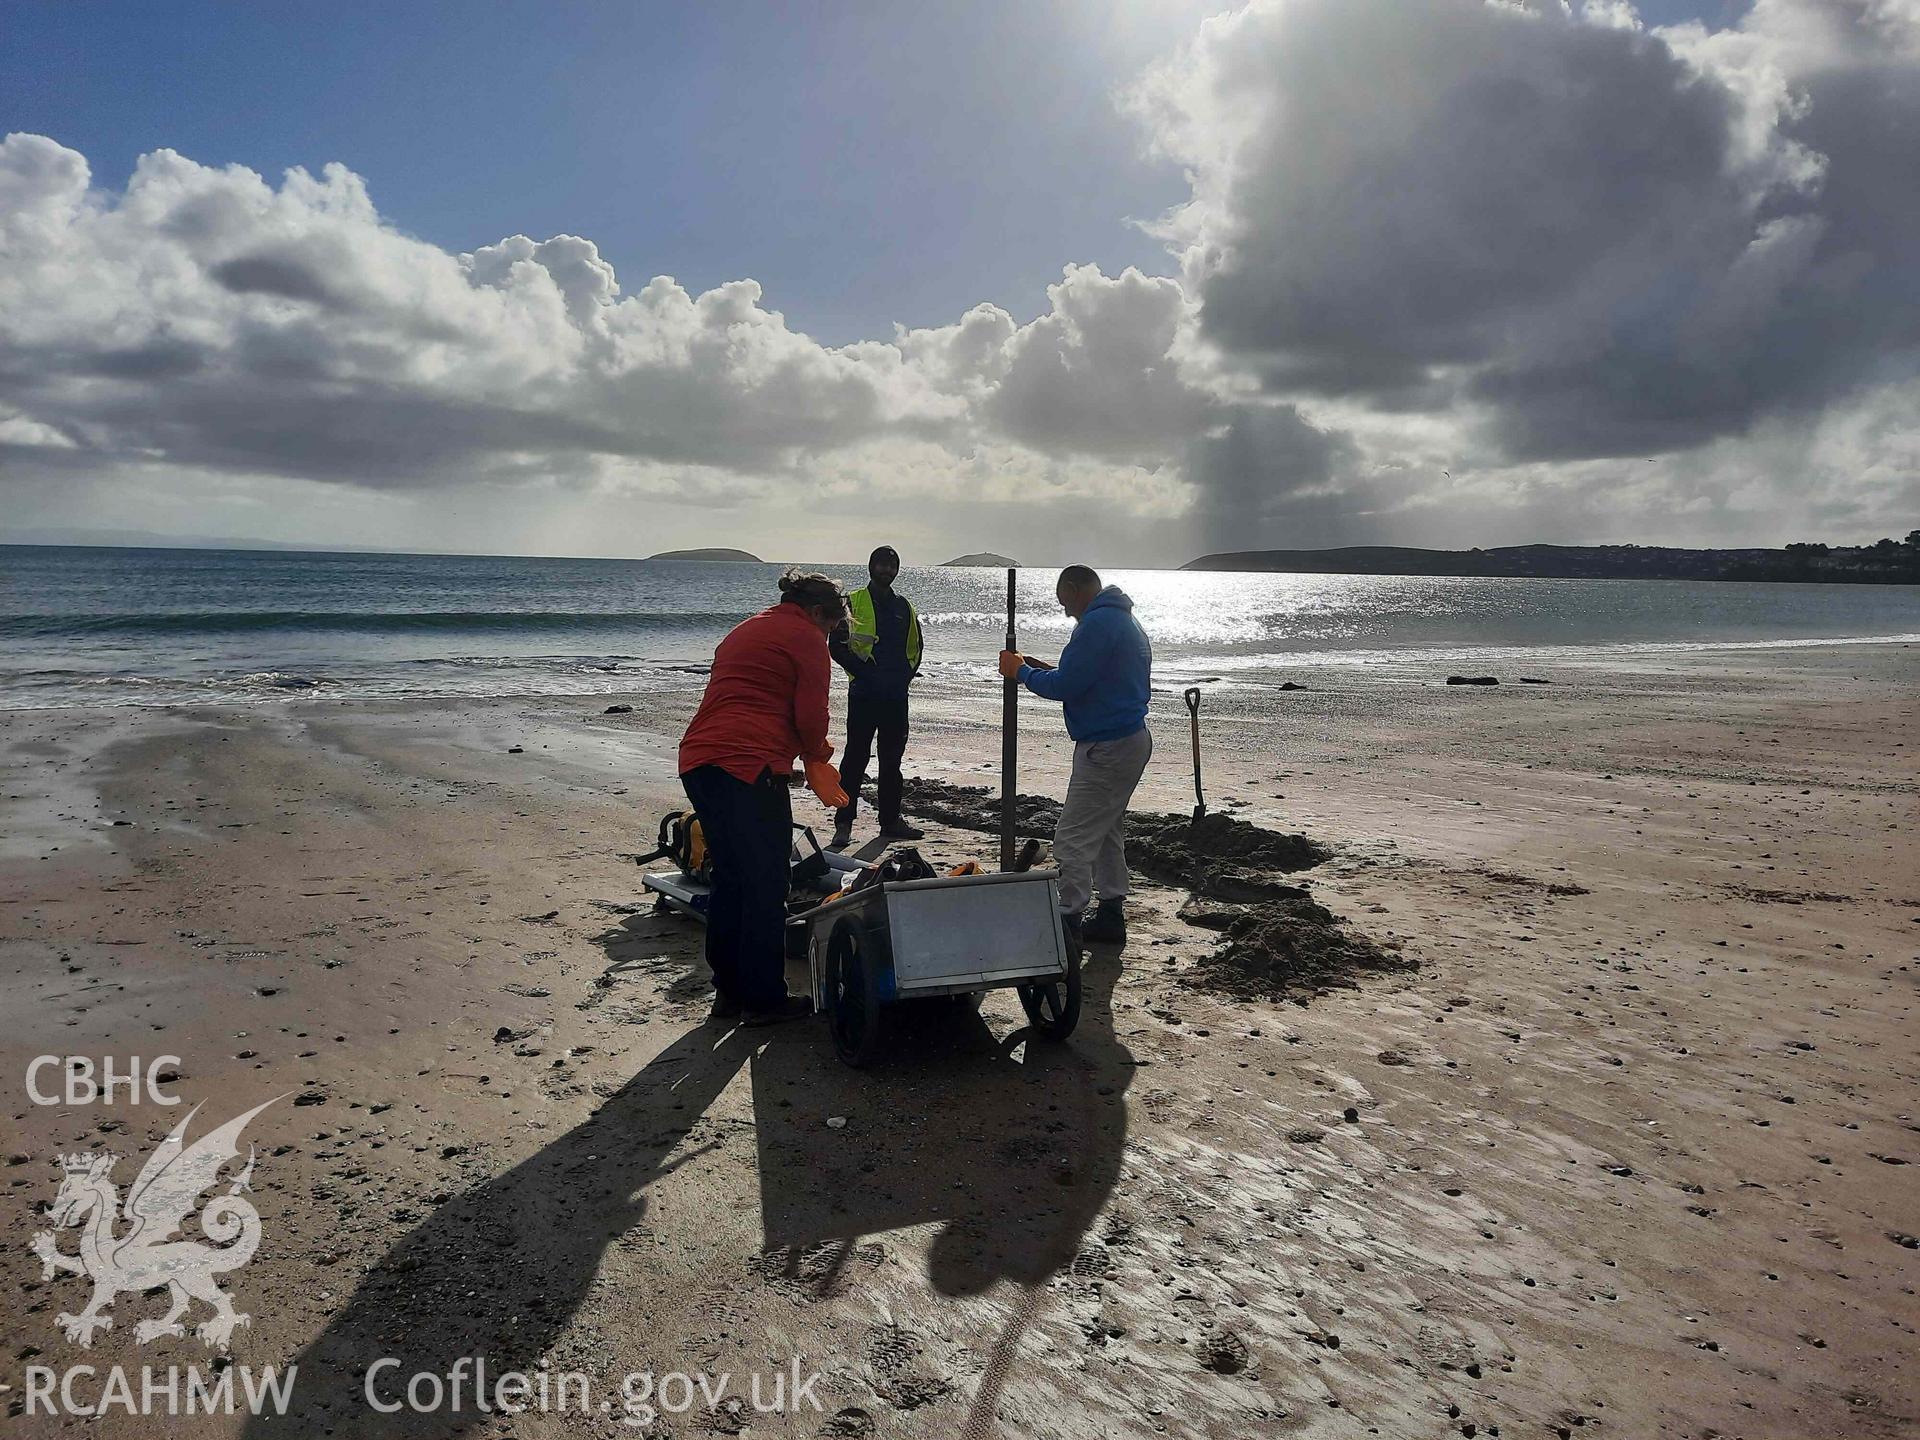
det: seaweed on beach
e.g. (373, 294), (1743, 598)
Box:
(1127, 810), (1331, 900)
(898, 777), (1409, 1002)
(898, 778), (1330, 901)
(898, 778), (1062, 838)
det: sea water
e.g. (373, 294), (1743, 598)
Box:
(3, 545), (1917, 709)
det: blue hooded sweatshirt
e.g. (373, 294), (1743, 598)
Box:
(1018, 586), (1152, 742)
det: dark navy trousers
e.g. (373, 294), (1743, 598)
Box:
(680, 764), (793, 1010)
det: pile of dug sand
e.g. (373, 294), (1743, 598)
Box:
(900, 778), (1408, 1001)
(1178, 895), (1412, 1001)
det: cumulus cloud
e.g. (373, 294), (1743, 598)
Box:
(986, 264), (1213, 461)
(0, 133), (1232, 539)
(0, 137), (954, 490)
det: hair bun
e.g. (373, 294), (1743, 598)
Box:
(774, 567), (849, 621)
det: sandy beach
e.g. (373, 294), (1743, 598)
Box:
(3, 643), (1916, 1438)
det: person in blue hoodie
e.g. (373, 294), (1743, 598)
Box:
(999, 565), (1152, 951)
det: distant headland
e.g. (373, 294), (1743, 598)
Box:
(943, 552), (1020, 567)
(646, 547), (761, 562)
(1183, 538), (1920, 585)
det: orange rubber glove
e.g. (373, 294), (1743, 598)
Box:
(804, 758), (850, 810)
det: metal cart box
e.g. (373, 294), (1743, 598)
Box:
(799, 867), (1080, 1066)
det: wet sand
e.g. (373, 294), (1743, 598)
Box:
(2, 642), (1916, 1438)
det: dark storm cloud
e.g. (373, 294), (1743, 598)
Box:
(1141, 0), (1920, 463)
(1476, 41), (1920, 459)
(1195, 6), (1738, 380)
(83, 338), (210, 380)
(1181, 402), (1362, 549)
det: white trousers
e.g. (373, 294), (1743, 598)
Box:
(1053, 727), (1153, 915)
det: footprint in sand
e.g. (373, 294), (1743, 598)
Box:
(819, 1408), (875, 1438)
(861, 1324), (950, 1410)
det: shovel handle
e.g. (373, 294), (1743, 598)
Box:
(1001, 568), (1018, 870)
(1182, 687), (1204, 817)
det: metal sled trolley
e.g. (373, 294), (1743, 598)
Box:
(799, 866), (1080, 1067)
(640, 824), (858, 920)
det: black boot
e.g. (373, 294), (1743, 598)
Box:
(1059, 910), (1085, 958)
(741, 994), (813, 1027)
(1081, 898), (1126, 945)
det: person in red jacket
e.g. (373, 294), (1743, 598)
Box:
(679, 570), (851, 1025)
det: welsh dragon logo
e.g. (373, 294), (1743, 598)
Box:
(31, 1097), (282, 1350)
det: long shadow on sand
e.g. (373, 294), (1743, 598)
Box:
(751, 962), (1132, 1299)
(244, 924), (1132, 1438)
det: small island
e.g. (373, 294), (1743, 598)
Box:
(944, 552), (1020, 568)
(646, 547), (761, 562)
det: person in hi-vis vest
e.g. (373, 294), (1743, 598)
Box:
(827, 545), (925, 848)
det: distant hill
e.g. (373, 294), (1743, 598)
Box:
(647, 547), (761, 562)
(1183, 540), (1920, 585)
(944, 552), (1020, 567)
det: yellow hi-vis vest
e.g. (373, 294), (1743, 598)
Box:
(847, 586), (923, 670)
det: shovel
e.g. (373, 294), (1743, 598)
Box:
(1000, 567), (1018, 871)
(1183, 686), (1206, 826)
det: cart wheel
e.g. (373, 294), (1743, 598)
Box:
(1019, 944), (1081, 1041)
(826, 915), (885, 1067)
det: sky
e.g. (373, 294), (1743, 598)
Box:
(1, 0), (1914, 565)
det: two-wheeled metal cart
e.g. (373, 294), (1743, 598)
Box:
(796, 866), (1080, 1067)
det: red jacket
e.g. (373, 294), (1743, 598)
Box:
(678, 603), (834, 783)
